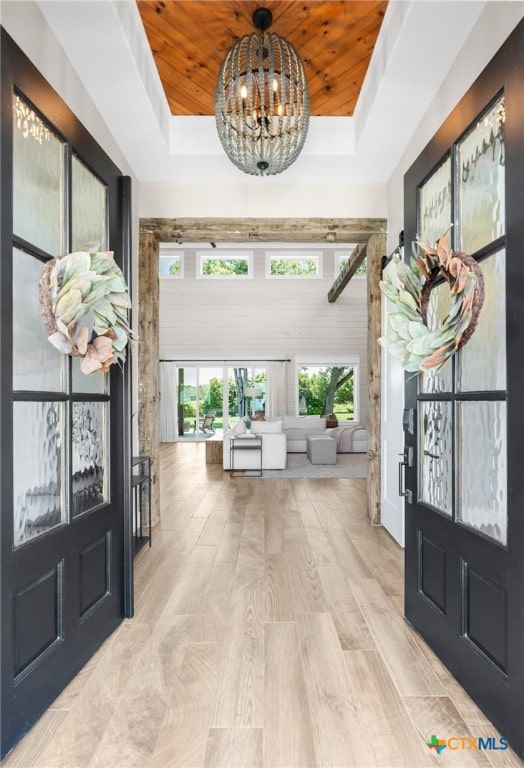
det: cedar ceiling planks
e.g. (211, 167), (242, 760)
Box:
(136, 0), (388, 117)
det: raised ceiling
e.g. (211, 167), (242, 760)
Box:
(136, 1), (388, 117)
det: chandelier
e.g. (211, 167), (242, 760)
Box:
(215, 8), (310, 176)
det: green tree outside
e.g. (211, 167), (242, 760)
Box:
(201, 258), (248, 275)
(271, 258), (317, 275)
(299, 366), (354, 420)
(200, 377), (223, 413)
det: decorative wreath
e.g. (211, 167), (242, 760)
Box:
(379, 232), (485, 372)
(39, 242), (136, 375)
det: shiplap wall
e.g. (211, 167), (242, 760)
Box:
(159, 246), (368, 425)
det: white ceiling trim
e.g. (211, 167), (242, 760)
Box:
(35, 0), (487, 185)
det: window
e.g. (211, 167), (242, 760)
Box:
(159, 254), (182, 277)
(337, 251), (367, 277)
(197, 251), (252, 278)
(297, 362), (358, 422)
(174, 364), (266, 436)
(266, 251), (321, 278)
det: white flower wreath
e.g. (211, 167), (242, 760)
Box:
(39, 242), (136, 375)
(379, 233), (485, 372)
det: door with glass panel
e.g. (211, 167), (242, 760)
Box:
(403, 22), (524, 757)
(1, 33), (130, 757)
(177, 367), (224, 437)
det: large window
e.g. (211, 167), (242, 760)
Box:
(297, 361), (358, 422)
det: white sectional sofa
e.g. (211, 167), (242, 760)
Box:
(223, 418), (287, 470)
(223, 415), (368, 472)
(282, 415), (368, 453)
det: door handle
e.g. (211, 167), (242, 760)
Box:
(398, 452), (406, 497)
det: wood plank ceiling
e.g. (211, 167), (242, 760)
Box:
(136, 1), (388, 117)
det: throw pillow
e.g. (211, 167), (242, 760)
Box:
(230, 420), (246, 435)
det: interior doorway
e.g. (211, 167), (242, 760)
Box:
(140, 226), (386, 527)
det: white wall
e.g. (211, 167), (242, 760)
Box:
(159, 247), (368, 424)
(139, 180), (386, 220)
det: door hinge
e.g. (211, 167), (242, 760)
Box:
(405, 489), (413, 504)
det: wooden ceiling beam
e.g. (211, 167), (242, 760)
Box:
(327, 242), (368, 302)
(140, 217), (387, 245)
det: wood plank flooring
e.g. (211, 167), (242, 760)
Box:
(4, 442), (523, 768)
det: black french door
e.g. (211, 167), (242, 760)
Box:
(403, 19), (524, 757)
(1, 31), (133, 757)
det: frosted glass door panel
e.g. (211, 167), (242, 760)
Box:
(13, 401), (65, 547)
(457, 401), (507, 544)
(72, 156), (107, 251)
(458, 250), (506, 392)
(72, 402), (108, 517)
(13, 248), (64, 392)
(421, 283), (453, 394)
(418, 158), (452, 246)
(458, 96), (505, 254)
(13, 94), (64, 256)
(72, 357), (107, 394)
(420, 401), (453, 516)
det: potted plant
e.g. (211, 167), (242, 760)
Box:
(326, 413), (338, 428)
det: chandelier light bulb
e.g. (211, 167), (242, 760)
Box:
(215, 7), (310, 176)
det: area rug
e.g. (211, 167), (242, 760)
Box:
(251, 453), (368, 479)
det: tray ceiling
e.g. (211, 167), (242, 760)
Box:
(136, 0), (388, 117)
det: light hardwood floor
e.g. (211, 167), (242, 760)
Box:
(4, 443), (522, 768)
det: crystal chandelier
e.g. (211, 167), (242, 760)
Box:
(215, 8), (310, 176)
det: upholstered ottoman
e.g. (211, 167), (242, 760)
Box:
(307, 435), (337, 464)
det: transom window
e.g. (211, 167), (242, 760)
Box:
(197, 251), (252, 278)
(266, 251), (321, 278)
(159, 253), (182, 277)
